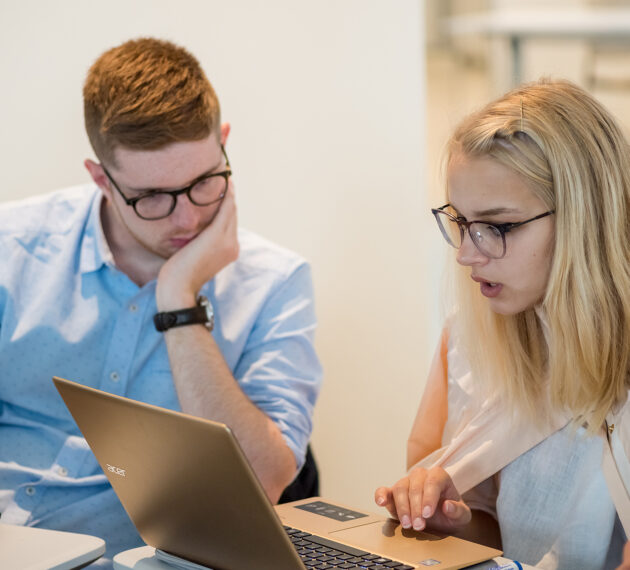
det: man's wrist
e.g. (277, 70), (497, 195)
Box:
(156, 293), (197, 312)
(154, 295), (214, 332)
(155, 280), (197, 312)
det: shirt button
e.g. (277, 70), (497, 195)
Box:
(110, 371), (120, 382)
(57, 466), (68, 477)
(129, 304), (138, 313)
(25, 486), (36, 496)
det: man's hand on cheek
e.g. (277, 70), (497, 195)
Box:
(156, 186), (239, 311)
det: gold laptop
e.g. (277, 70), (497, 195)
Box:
(52, 376), (501, 570)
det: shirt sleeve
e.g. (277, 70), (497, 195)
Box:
(232, 261), (323, 471)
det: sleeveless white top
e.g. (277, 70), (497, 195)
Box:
(413, 326), (623, 569)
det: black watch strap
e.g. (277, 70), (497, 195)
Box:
(153, 296), (214, 332)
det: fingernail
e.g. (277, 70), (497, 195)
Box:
(376, 497), (385, 506)
(422, 506), (432, 518)
(401, 515), (411, 528)
(413, 517), (425, 531)
(445, 501), (454, 514)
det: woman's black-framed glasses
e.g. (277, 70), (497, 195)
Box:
(431, 203), (554, 259)
(102, 145), (232, 221)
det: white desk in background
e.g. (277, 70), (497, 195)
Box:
(447, 8), (630, 86)
(0, 523), (106, 570)
(113, 545), (540, 570)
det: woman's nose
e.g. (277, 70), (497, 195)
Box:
(456, 230), (489, 266)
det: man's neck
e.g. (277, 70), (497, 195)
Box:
(99, 200), (163, 288)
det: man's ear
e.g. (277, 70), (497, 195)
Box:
(84, 159), (113, 200)
(220, 122), (231, 146)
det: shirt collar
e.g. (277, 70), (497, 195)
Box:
(79, 188), (115, 274)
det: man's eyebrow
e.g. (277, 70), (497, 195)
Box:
(125, 156), (224, 194)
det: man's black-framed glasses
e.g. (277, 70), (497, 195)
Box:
(102, 145), (232, 221)
(431, 203), (555, 259)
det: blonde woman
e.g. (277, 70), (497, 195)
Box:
(375, 79), (630, 569)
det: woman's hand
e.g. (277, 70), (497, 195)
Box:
(617, 541), (630, 570)
(374, 466), (471, 533)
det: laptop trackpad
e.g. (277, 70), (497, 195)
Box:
(330, 520), (462, 564)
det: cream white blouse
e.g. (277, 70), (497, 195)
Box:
(408, 326), (622, 569)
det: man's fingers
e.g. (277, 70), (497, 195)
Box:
(210, 185), (236, 232)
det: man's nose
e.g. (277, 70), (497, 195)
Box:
(170, 192), (202, 229)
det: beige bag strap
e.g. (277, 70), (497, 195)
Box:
(602, 422), (630, 536)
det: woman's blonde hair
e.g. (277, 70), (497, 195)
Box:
(446, 78), (630, 432)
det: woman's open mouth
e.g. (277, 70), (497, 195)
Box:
(472, 275), (504, 298)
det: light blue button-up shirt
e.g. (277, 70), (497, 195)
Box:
(0, 185), (322, 567)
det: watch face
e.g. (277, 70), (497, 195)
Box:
(198, 295), (214, 331)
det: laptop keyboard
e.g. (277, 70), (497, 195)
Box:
(284, 526), (414, 569)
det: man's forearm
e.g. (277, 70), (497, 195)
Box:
(163, 324), (297, 503)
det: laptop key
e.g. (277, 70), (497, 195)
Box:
(287, 525), (411, 569)
(326, 550), (347, 557)
(304, 535), (369, 556)
(316, 546), (333, 553)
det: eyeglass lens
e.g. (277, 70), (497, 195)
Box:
(434, 209), (505, 258)
(135, 175), (228, 220)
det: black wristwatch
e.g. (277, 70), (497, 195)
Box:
(153, 295), (214, 332)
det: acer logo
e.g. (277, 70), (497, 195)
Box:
(106, 464), (126, 477)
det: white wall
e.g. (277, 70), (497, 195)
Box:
(0, 1), (434, 513)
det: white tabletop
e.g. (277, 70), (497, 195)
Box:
(0, 523), (106, 570)
(114, 545), (539, 569)
(447, 8), (630, 39)
(446, 7), (630, 86)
